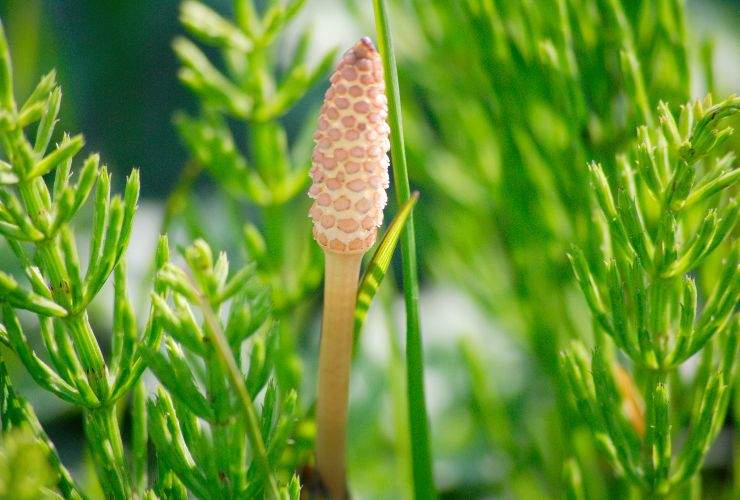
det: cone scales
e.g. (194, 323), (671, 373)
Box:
(309, 37), (391, 254)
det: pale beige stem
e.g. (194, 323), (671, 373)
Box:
(316, 251), (363, 499)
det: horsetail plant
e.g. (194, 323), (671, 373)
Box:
(0, 13), (307, 496)
(148, 239), (301, 499)
(374, 0), (731, 494)
(173, 0), (340, 393)
(0, 19), (166, 498)
(308, 37), (390, 499)
(174, 2), (333, 306)
(562, 95), (739, 496)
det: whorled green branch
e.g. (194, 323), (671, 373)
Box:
(563, 95), (739, 495)
(0, 18), (166, 498)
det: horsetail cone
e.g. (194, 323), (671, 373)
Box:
(311, 37), (389, 499)
(309, 36), (390, 254)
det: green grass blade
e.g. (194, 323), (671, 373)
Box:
(354, 192), (419, 348)
(372, 2), (436, 497)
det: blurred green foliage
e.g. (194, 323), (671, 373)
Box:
(0, 0), (190, 196)
(0, 425), (59, 499)
(0, 0), (738, 499)
(366, 0), (739, 497)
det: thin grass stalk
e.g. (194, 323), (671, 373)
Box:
(381, 278), (412, 497)
(372, 1), (435, 497)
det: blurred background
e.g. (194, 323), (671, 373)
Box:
(0, 0), (736, 196)
(0, 0), (738, 498)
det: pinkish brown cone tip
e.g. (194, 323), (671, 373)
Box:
(308, 37), (390, 255)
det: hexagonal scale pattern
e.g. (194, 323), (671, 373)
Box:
(308, 37), (390, 255)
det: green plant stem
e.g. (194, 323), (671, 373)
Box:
(159, 159), (203, 237)
(84, 406), (131, 498)
(382, 279), (412, 497)
(262, 204), (284, 269)
(205, 351), (233, 496)
(197, 286), (280, 500)
(372, 1), (436, 498)
(132, 378), (148, 497)
(14, 160), (130, 499)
